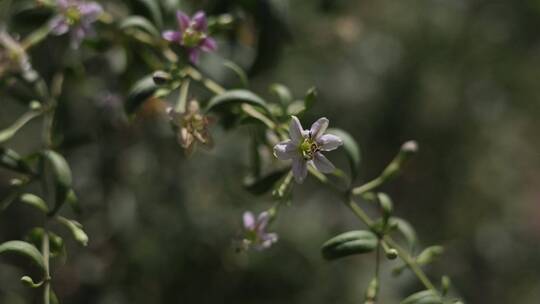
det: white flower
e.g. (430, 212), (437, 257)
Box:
(273, 116), (343, 183)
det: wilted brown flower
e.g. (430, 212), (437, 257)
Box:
(167, 100), (213, 155)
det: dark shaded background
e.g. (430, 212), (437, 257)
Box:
(2, 0), (540, 303)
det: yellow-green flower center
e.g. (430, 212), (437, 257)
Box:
(299, 137), (319, 160)
(66, 7), (82, 25)
(182, 28), (205, 47)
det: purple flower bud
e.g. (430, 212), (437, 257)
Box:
(273, 116), (343, 183)
(162, 10), (217, 64)
(241, 211), (278, 251)
(49, 0), (103, 48)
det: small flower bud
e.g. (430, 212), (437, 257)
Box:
(365, 277), (379, 301)
(401, 140), (419, 154)
(385, 248), (398, 260)
(29, 100), (42, 110)
(217, 14), (234, 27)
(380, 140), (419, 181)
(152, 71), (171, 85)
(10, 178), (23, 186)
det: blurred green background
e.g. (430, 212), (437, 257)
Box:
(2, 0), (540, 303)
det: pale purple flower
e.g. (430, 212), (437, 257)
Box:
(162, 10), (217, 64)
(241, 211), (278, 251)
(274, 116), (343, 183)
(49, 0), (103, 48)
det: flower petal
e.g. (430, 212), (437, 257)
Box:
(289, 116), (305, 144)
(176, 10), (190, 30)
(292, 157), (308, 183)
(309, 117), (329, 140)
(312, 152), (336, 173)
(79, 2), (102, 21)
(273, 140), (297, 160)
(256, 211), (270, 231)
(56, 0), (69, 9)
(188, 48), (200, 64)
(243, 211), (256, 230)
(162, 30), (182, 42)
(191, 11), (208, 31)
(317, 134), (343, 151)
(258, 233), (278, 249)
(49, 16), (69, 35)
(200, 37), (217, 52)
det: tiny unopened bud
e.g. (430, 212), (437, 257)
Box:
(217, 14), (234, 27)
(365, 277), (379, 301)
(152, 71), (171, 85)
(381, 241), (398, 260)
(380, 140), (419, 181)
(10, 178), (23, 186)
(29, 100), (41, 110)
(401, 140), (418, 154)
(386, 248), (398, 259)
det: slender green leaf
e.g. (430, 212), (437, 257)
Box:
(304, 87), (317, 110)
(390, 217), (417, 251)
(326, 128), (361, 180)
(321, 230), (378, 260)
(401, 290), (443, 304)
(377, 192), (393, 220)
(120, 15), (161, 37)
(136, 0), (162, 27)
(0, 109), (41, 144)
(0, 240), (45, 271)
(42, 150), (72, 216)
(57, 216), (88, 246)
(269, 83), (293, 105)
(0, 147), (32, 174)
(224, 61), (249, 88)
(205, 90), (268, 114)
(66, 189), (81, 214)
(19, 193), (48, 213)
(416, 245), (444, 265)
(125, 76), (158, 114)
(441, 275), (451, 296)
(241, 103), (276, 129)
(26, 228), (64, 258)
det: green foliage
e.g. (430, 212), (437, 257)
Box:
(321, 230), (378, 260)
(205, 89), (269, 114)
(120, 16), (161, 37)
(42, 150), (73, 216)
(0, 240), (45, 271)
(125, 76), (158, 114)
(401, 290), (442, 304)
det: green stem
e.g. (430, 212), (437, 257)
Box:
(351, 176), (384, 196)
(343, 198), (438, 294)
(41, 230), (50, 304)
(22, 23), (52, 51)
(175, 79), (190, 113)
(384, 237), (437, 291)
(184, 66), (226, 95)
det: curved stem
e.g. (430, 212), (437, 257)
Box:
(384, 237), (436, 291)
(184, 66), (226, 95)
(41, 231), (50, 304)
(343, 198), (438, 294)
